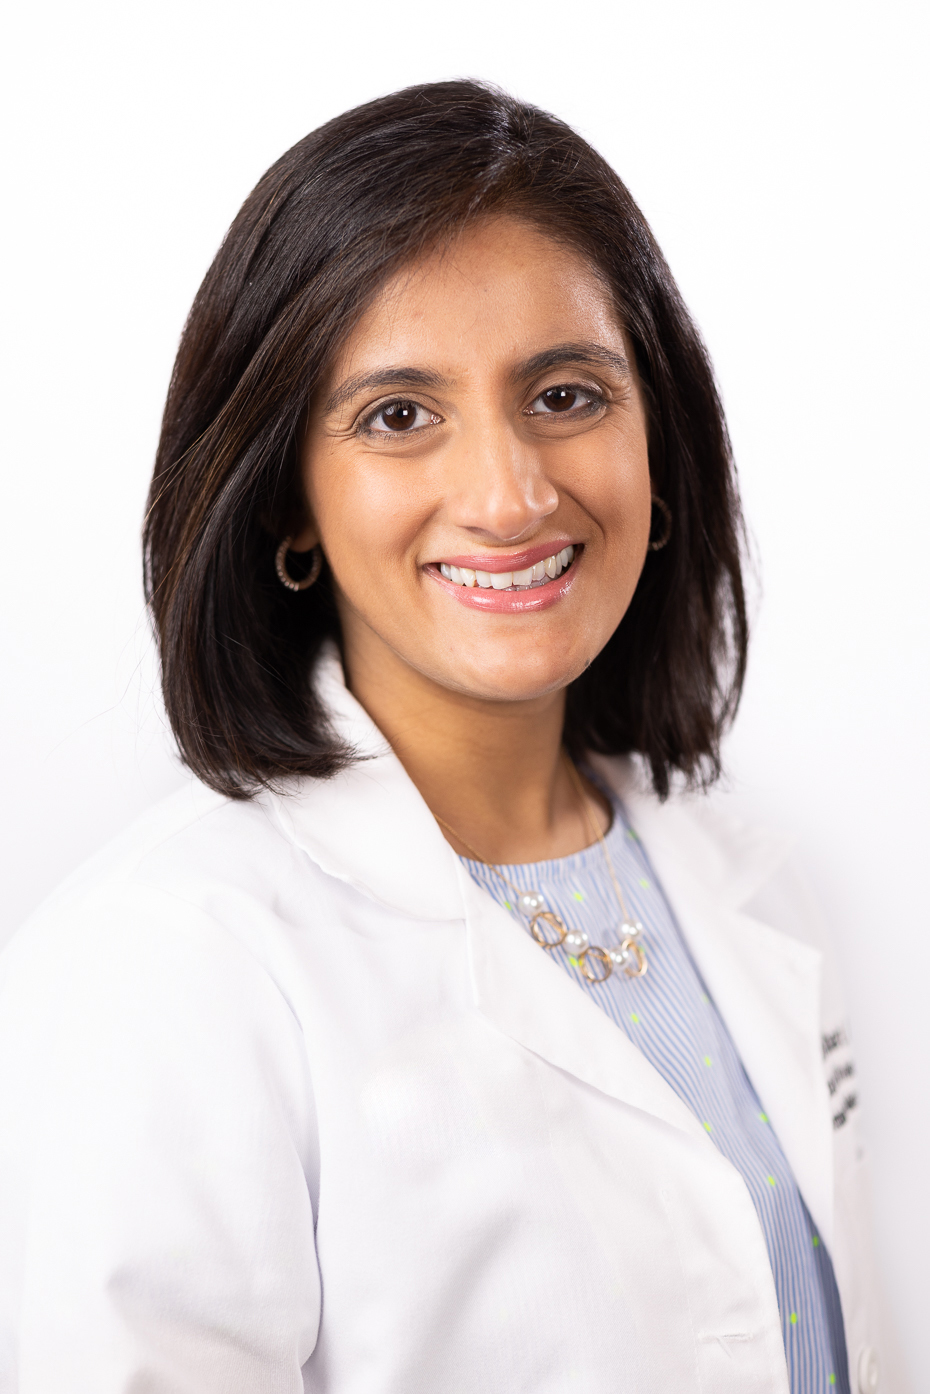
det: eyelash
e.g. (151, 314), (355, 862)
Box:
(355, 382), (607, 437)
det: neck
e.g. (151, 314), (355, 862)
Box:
(340, 634), (607, 864)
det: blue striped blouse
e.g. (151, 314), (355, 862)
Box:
(461, 790), (849, 1394)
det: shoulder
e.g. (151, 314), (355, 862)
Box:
(0, 781), (325, 1033)
(591, 755), (795, 911)
(0, 784), (322, 1147)
(592, 754), (844, 969)
(26, 780), (293, 917)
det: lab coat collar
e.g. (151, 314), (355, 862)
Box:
(270, 646), (464, 922)
(272, 649), (832, 1242)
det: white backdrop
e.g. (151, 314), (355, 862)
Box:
(2, 2), (927, 1388)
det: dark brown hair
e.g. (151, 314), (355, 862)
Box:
(144, 79), (747, 800)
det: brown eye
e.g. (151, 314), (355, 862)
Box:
(525, 383), (603, 418)
(362, 400), (441, 435)
(381, 401), (420, 430)
(542, 386), (578, 412)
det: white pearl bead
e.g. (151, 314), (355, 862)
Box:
(518, 891), (546, 915)
(608, 945), (630, 970)
(622, 919), (644, 938)
(563, 929), (590, 958)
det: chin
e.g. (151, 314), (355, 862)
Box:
(440, 641), (591, 704)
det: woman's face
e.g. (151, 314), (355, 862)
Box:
(298, 216), (652, 704)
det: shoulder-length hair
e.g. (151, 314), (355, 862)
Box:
(144, 79), (747, 800)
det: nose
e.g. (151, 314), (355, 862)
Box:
(444, 415), (559, 542)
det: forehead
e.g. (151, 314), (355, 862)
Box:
(325, 216), (625, 382)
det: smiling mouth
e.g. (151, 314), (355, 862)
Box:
(437, 545), (576, 591)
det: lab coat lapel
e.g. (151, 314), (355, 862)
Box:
(460, 861), (710, 1143)
(614, 771), (835, 1248)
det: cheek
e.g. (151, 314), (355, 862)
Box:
(307, 447), (428, 570)
(620, 468), (653, 558)
(570, 427), (652, 558)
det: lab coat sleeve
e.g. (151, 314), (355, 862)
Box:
(0, 878), (321, 1393)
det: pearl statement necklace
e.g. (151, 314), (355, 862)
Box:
(434, 756), (648, 983)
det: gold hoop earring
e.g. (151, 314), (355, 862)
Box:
(647, 497), (672, 551)
(275, 538), (322, 591)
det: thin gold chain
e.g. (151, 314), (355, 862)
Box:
(431, 813), (525, 901)
(562, 756), (633, 924)
(432, 753), (629, 923)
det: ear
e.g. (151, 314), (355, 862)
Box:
(288, 519), (320, 553)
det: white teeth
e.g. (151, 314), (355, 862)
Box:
(439, 549), (575, 590)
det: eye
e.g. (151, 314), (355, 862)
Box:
(525, 383), (604, 416)
(360, 400), (442, 434)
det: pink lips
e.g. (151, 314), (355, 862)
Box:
(425, 541), (581, 614)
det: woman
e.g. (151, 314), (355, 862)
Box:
(0, 81), (881, 1393)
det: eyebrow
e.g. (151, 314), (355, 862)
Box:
(323, 367), (447, 415)
(322, 341), (631, 415)
(509, 341), (631, 384)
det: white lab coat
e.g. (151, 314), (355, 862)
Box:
(0, 651), (882, 1393)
